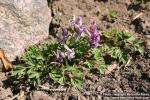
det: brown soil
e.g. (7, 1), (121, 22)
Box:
(50, 0), (150, 35)
(0, 0), (150, 100)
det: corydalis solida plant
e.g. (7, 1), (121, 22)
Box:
(12, 15), (144, 89)
(55, 16), (100, 61)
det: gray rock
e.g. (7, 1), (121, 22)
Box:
(0, 0), (51, 61)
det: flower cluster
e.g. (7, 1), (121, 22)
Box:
(71, 16), (100, 47)
(71, 16), (86, 36)
(58, 29), (69, 44)
(87, 21), (100, 47)
(56, 45), (75, 62)
(56, 16), (100, 61)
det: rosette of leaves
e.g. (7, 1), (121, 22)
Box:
(84, 48), (106, 74)
(106, 10), (117, 23)
(101, 29), (144, 64)
(12, 43), (61, 85)
(49, 62), (83, 88)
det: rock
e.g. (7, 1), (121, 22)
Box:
(96, 86), (102, 92)
(0, 0), (51, 61)
(31, 91), (54, 100)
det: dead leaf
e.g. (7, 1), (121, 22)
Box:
(0, 48), (13, 70)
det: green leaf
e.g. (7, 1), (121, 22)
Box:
(49, 69), (63, 82)
(126, 36), (136, 43)
(58, 77), (65, 85)
(29, 71), (40, 79)
(138, 48), (145, 55)
(27, 61), (35, 67)
(12, 65), (26, 75)
(71, 78), (82, 89)
(133, 39), (144, 47)
(84, 60), (93, 68)
(36, 55), (44, 60)
(108, 10), (117, 18)
(66, 36), (72, 45)
(137, 39), (144, 44)
(90, 48), (101, 60)
(98, 64), (106, 74)
(27, 69), (32, 74)
(102, 31), (112, 38)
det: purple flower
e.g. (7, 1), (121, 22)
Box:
(76, 26), (87, 36)
(73, 28), (87, 42)
(87, 21), (100, 47)
(55, 50), (65, 62)
(55, 45), (75, 61)
(71, 16), (83, 28)
(64, 45), (75, 60)
(71, 16), (86, 36)
(58, 29), (69, 44)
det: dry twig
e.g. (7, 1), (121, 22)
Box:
(132, 12), (143, 21)
(38, 85), (67, 92)
(124, 57), (132, 68)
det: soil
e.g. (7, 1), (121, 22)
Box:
(0, 0), (150, 100)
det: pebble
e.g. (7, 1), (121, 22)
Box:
(98, 95), (102, 100)
(84, 91), (91, 96)
(96, 86), (103, 92)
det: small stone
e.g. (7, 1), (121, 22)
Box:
(84, 91), (91, 96)
(86, 80), (93, 85)
(97, 95), (102, 100)
(96, 86), (102, 92)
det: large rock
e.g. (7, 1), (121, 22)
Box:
(0, 0), (51, 61)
